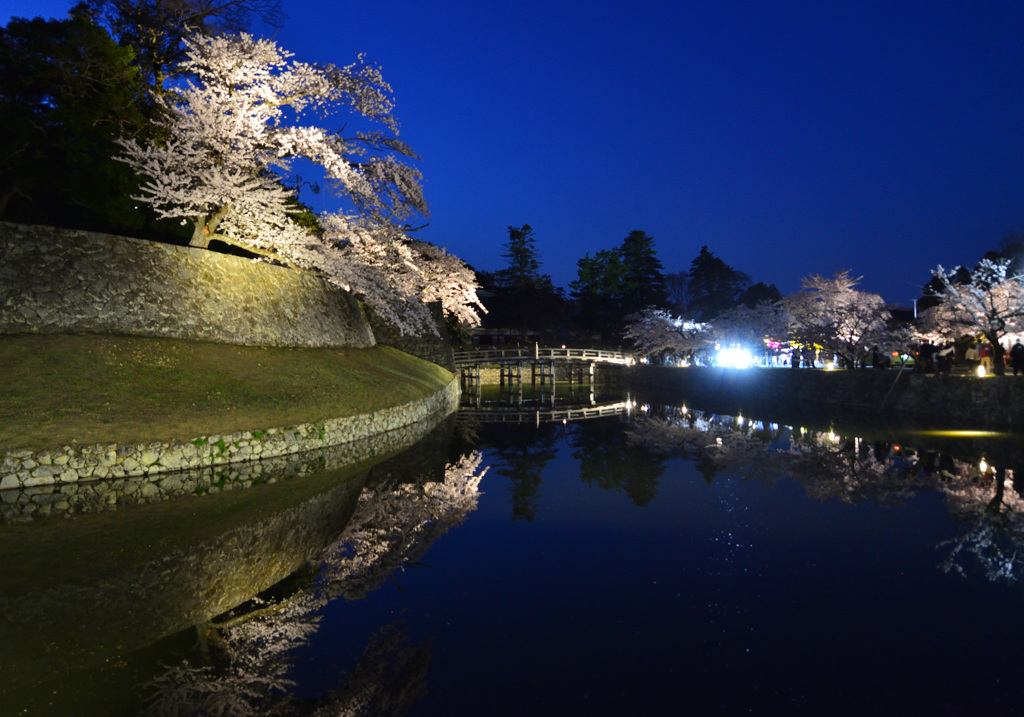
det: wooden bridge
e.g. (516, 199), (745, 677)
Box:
(454, 346), (635, 395)
(453, 346), (634, 367)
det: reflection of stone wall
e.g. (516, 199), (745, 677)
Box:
(0, 222), (375, 347)
(0, 376), (460, 515)
(0, 415), (457, 687)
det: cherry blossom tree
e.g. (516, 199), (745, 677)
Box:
(118, 31), (425, 249)
(711, 300), (791, 352)
(117, 31), (485, 334)
(623, 308), (712, 361)
(782, 270), (897, 368)
(407, 239), (487, 329)
(919, 259), (1024, 375)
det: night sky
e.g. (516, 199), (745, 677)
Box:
(5, 0), (1024, 306)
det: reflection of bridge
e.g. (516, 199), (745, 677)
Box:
(458, 401), (633, 424)
(453, 346), (634, 394)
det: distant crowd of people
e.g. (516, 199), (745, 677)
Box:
(658, 338), (1024, 374)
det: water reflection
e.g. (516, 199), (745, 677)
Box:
(625, 404), (1024, 583)
(5, 394), (1024, 715)
(572, 417), (666, 506)
(142, 453), (485, 716)
(0, 415), (466, 715)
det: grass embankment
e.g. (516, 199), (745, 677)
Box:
(0, 334), (454, 452)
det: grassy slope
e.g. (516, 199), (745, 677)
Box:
(0, 334), (453, 452)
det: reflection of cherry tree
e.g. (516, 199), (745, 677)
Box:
(325, 452), (486, 599)
(627, 408), (1024, 583)
(143, 454), (486, 716)
(939, 468), (1024, 582)
(628, 410), (933, 504)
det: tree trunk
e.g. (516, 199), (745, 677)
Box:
(989, 332), (1007, 376)
(189, 220), (210, 248)
(188, 205), (231, 249)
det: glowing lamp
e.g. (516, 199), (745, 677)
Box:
(977, 365), (987, 378)
(718, 346), (753, 369)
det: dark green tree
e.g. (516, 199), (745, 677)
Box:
(0, 12), (152, 232)
(488, 224), (563, 342)
(569, 230), (670, 342)
(75, 0), (284, 91)
(738, 281), (782, 308)
(497, 224), (549, 291)
(618, 230), (670, 316)
(685, 245), (752, 321)
(569, 248), (625, 340)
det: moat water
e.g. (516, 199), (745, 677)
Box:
(3, 386), (1024, 716)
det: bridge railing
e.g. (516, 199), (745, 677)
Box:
(453, 347), (634, 366)
(457, 401), (633, 423)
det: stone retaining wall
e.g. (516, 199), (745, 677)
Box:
(0, 376), (460, 519)
(0, 222), (375, 347)
(626, 365), (1024, 429)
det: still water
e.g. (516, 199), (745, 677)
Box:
(3, 389), (1024, 716)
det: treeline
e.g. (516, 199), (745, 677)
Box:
(476, 224), (781, 346)
(477, 224), (1024, 377)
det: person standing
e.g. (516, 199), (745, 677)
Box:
(1010, 341), (1024, 376)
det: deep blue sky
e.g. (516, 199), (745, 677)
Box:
(6, 0), (1024, 306)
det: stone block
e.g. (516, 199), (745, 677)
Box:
(0, 475), (20, 491)
(59, 469), (79, 483)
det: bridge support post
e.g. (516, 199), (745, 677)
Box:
(517, 362), (523, 407)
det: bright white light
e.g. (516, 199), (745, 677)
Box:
(977, 364), (987, 378)
(718, 347), (753, 369)
(980, 459), (989, 473)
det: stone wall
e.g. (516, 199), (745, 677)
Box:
(0, 375), (460, 517)
(0, 222), (375, 348)
(625, 365), (1024, 429)
(366, 301), (456, 371)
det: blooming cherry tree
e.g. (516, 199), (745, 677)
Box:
(782, 270), (895, 367)
(117, 32), (485, 334)
(119, 31), (425, 248)
(623, 308), (711, 361)
(920, 259), (1024, 375)
(407, 239), (487, 328)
